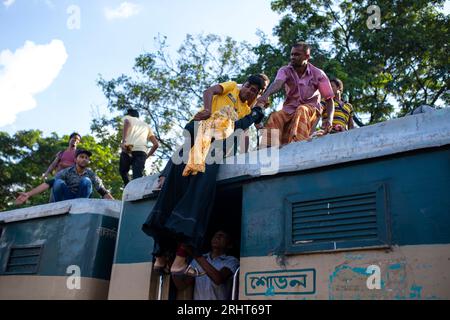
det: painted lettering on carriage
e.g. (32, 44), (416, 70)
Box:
(96, 227), (117, 239)
(245, 269), (316, 296)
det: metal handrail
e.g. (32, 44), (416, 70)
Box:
(157, 274), (164, 300)
(231, 267), (240, 300)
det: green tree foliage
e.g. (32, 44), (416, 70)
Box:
(95, 34), (255, 168)
(244, 0), (449, 123)
(0, 130), (122, 211)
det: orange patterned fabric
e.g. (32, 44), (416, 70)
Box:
(260, 104), (320, 147)
(183, 106), (238, 176)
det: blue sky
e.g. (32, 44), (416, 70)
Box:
(0, 0), (282, 137)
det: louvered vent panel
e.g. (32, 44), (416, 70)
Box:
(292, 192), (378, 244)
(5, 246), (42, 274)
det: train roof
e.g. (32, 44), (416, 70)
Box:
(123, 108), (450, 202)
(0, 199), (121, 223)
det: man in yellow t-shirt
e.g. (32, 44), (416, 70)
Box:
(120, 109), (159, 186)
(321, 78), (354, 132)
(154, 76), (264, 190)
(194, 77), (262, 122)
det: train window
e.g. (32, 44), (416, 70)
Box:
(204, 185), (242, 258)
(284, 183), (390, 254)
(2, 245), (43, 275)
(173, 185), (243, 300)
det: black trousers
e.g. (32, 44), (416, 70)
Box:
(119, 151), (147, 186)
(142, 111), (261, 258)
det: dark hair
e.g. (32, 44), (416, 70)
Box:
(69, 132), (81, 140)
(126, 108), (139, 118)
(258, 73), (269, 83)
(214, 229), (233, 246)
(75, 149), (92, 158)
(292, 42), (311, 53)
(330, 78), (344, 91)
(246, 75), (265, 91)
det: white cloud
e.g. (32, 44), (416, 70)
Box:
(3, 0), (16, 7)
(0, 40), (68, 127)
(104, 2), (141, 20)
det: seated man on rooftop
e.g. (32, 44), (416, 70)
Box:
(15, 149), (114, 205)
(321, 78), (354, 132)
(256, 42), (335, 148)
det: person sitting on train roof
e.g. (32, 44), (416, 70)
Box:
(15, 149), (114, 205)
(41, 132), (82, 203)
(256, 42), (335, 148)
(172, 230), (239, 300)
(321, 78), (354, 132)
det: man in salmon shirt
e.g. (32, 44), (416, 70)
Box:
(256, 42), (335, 147)
(42, 132), (81, 179)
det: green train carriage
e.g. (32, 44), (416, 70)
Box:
(0, 199), (120, 299)
(109, 108), (450, 300)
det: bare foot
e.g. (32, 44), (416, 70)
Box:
(170, 255), (187, 273)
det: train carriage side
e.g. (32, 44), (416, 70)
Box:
(0, 199), (121, 300)
(108, 108), (450, 300)
(235, 108), (450, 300)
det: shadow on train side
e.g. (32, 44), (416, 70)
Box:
(1, 108), (450, 300)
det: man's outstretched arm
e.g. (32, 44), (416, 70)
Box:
(194, 256), (233, 286)
(255, 79), (285, 107)
(321, 98), (335, 133)
(42, 154), (60, 179)
(15, 183), (50, 205)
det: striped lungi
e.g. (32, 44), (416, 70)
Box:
(260, 104), (321, 147)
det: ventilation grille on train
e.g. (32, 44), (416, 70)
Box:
(285, 183), (390, 253)
(5, 245), (42, 274)
(292, 192), (378, 244)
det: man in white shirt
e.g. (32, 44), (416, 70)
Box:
(172, 230), (239, 300)
(120, 109), (159, 186)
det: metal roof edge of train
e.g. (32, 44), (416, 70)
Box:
(0, 198), (122, 224)
(123, 107), (450, 203)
